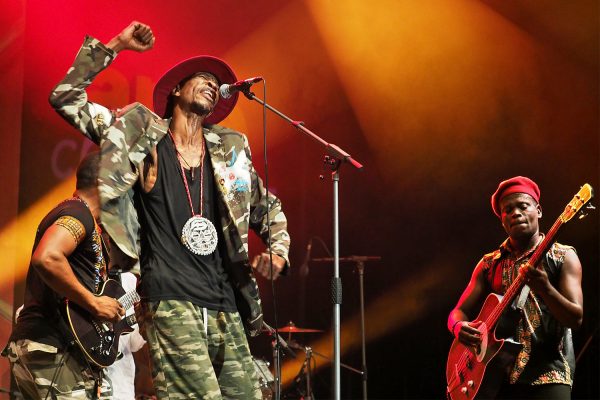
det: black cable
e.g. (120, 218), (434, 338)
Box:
(313, 235), (334, 258)
(258, 81), (284, 399)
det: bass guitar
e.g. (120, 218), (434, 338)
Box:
(63, 278), (140, 368)
(446, 183), (593, 400)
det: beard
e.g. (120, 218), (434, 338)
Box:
(190, 100), (213, 118)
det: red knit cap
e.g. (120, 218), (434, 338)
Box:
(491, 176), (540, 217)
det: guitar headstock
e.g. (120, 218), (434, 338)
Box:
(560, 184), (594, 223)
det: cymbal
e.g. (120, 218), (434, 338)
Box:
(277, 326), (322, 333)
(277, 322), (322, 333)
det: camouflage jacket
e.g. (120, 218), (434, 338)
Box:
(49, 36), (290, 335)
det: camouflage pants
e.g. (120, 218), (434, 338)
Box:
(141, 300), (262, 399)
(5, 340), (112, 399)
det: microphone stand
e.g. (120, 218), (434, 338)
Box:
(242, 90), (363, 400)
(312, 255), (381, 400)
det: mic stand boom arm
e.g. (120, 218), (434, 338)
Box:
(243, 89), (363, 400)
(242, 91), (363, 170)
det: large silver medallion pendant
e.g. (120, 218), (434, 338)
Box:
(181, 216), (218, 255)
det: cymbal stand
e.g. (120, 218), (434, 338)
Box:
(263, 321), (297, 399)
(302, 345), (314, 400)
(272, 340), (281, 400)
(310, 348), (364, 375)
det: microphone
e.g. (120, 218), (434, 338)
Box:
(299, 238), (313, 277)
(219, 76), (264, 99)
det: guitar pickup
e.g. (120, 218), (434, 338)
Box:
(126, 314), (137, 326)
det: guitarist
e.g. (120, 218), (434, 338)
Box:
(448, 176), (583, 399)
(3, 151), (125, 399)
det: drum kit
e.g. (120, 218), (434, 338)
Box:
(253, 321), (323, 400)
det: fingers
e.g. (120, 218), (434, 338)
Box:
(117, 21), (155, 52)
(109, 303), (125, 324)
(133, 23), (155, 47)
(465, 327), (482, 343)
(107, 21), (155, 53)
(519, 263), (544, 283)
(95, 296), (125, 322)
(253, 254), (271, 278)
(252, 253), (284, 280)
(455, 321), (484, 347)
(519, 263), (531, 278)
(462, 330), (483, 348)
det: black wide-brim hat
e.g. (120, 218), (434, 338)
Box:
(153, 55), (238, 125)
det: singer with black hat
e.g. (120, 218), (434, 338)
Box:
(49, 21), (290, 399)
(447, 176), (583, 399)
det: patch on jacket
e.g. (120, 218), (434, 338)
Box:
(218, 148), (250, 202)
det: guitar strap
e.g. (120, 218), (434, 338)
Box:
(98, 223), (111, 286)
(488, 251), (535, 340)
(515, 285), (530, 310)
(516, 251), (556, 341)
(511, 251), (554, 343)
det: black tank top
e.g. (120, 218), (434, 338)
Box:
(136, 136), (236, 311)
(10, 199), (101, 349)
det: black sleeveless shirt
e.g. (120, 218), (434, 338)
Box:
(135, 136), (236, 311)
(483, 240), (576, 385)
(10, 199), (101, 349)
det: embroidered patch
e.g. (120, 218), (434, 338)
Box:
(218, 150), (251, 199)
(232, 178), (248, 193)
(94, 113), (105, 127)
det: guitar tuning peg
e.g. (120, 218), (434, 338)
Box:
(579, 203), (596, 219)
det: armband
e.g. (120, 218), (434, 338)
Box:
(55, 216), (86, 245)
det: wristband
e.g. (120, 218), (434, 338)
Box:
(452, 320), (464, 337)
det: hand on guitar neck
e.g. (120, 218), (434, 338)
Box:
(517, 261), (550, 293)
(64, 279), (140, 367)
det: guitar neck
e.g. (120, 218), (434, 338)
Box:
(485, 217), (563, 329)
(118, 290), (141, 310)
